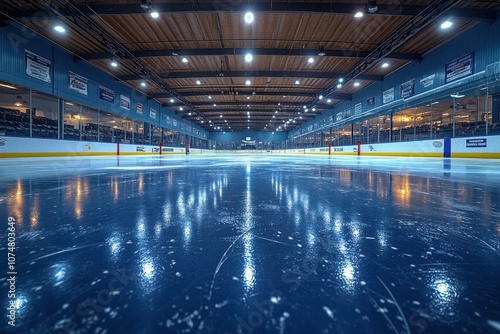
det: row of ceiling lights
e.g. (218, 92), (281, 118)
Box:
(49, 4), (456, 131)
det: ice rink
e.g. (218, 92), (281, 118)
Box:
(1, 154), (499, 333)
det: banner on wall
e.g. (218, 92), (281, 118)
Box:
(166, 116), (170, 124)
(173, 119), (177, 127)
(336, 112), (343, 121)
(150, 108), (157, 119)
(99, 86), (114, 103)
(68, 71), (88, 95)
(329, 116), (333, 124)
(137, 103), (143, 115)
(354, 103), (362, 114)
(120, 95), (130, 110)
(367, 96), (375, 107)
(343, 109), (351, 118)
(25, 50), (51, 83)
(401, 79), (415, 99)
(383, 88), (394, 104)
(446, 52), (474, 83)
(420, 74), (435, 88)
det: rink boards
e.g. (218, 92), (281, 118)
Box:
(0, 135), (499, 159)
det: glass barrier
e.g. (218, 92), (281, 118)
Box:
(0, 86), (31, 137)
(32, 92), (58, 139)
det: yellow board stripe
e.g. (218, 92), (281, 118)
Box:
(0, 152), (185, 158)
(0, 152), (116, 158)
(1, 151), (498, 159)
(361, 152), (443, 158)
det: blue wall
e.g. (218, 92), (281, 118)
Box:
(292, 16), (500, 137)
(0, 24), (207, 139)
(210, 131), (287, 142)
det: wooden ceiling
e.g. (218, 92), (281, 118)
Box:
(1, 1), (499, 132)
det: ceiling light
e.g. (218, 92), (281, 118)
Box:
(182, 57), (188, 63)
(303, 106), (307, 109)
(208, 95), (212, 99)
(14, 102), (22, 107)
(110, 59), (118, 67)
(0, 83), (17, 89)
(170, 98), (174, 103)
(245, 53), (253, 62)
(220, 114), (223, 118)
(188, 112), (192, 115)
(441, 20), (453, 29)
(319, 94), (323, 100)
(150, 11), (159, 19)
(54, 25), (65, 33)
(305, 109), (308, 112)
(275, 111), (278, 114)
(140, 0), (152, 11)
(318, 46), (326, 56)
(247, 112), (250, 115)
(327, 99), (332, 103)
(273, 115), (275, 118)
(245, 80), (251, 85)
(312, 108), (316, 111)
(196, 80), (201, 85)
(354, 82), (360, 87)
(180, 107), (183, 111)
(354, 12), (364, 18)
(295, 80), (300, 85)
(140, 82), (146, 87)
(382, 62), (389, 68)
(247, 96), (250, 99)
(213, 104), (216, 107)
(450, 94), (465, 98)
(367, 0), (378, 13)
(248, 126), (250, 129)
(308, 57), (314, 63)
(337, 84), (342, 89)
(244, 12), (254, 24)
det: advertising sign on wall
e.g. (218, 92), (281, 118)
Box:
(68, 71), (88, 95)
(383, 87), (395, 104)
(99, 86), (114, 103)
(137, 103), (143, 115)
(120, 95), (130, 110)
(150, 108), (157, 119)
(445, 52), (475, 83)
(367, 96), (376, 107)
(420, 74), (435, 88)
(26, 50), (51, 83)
(401, 79), (415, 99)
(354, 103), (362, 114)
